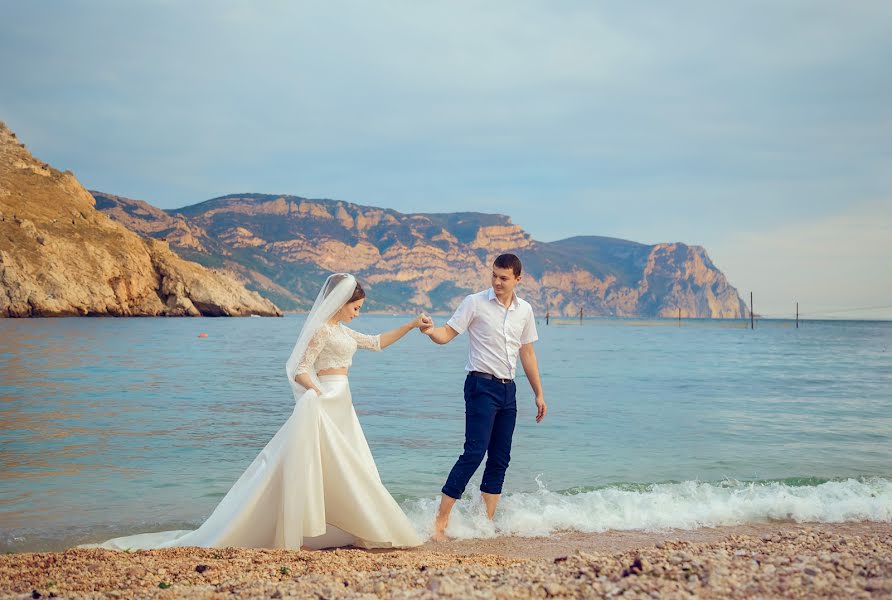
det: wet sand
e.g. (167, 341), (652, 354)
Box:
(2, 521), (891, 598)
(419, 520), (891, 559)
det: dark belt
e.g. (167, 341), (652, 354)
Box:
(468, 370), (513, 384)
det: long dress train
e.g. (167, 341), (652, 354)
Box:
(81, 374), (422, 550)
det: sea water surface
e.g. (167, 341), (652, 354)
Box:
(1, 316), (891, 551)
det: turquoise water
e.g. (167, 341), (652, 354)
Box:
(1, 316), (891, 551)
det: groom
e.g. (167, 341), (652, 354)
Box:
(420, 253), (546, 541)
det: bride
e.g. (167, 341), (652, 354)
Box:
(82, 273), (426, 550)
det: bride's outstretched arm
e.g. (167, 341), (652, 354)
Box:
(378, 314), (431, 349)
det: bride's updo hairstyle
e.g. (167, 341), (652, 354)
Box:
(323, 274), (366, 304)
(319, 274), (366, 316)
(349, 281), (366, 303)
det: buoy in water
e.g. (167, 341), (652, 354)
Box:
(198, 333), (209, 338)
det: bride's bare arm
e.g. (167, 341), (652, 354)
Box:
(378, 314), (430, 349)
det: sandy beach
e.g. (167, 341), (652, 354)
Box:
(2, 521), (890, 598)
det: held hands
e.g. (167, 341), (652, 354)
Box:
(415, 313), (434, 334)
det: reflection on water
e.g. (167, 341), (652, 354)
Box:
(1, 316), (891, 551)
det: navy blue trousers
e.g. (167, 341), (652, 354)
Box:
(441, 373), (517, 499)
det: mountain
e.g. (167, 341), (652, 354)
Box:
(93, 191), (747, 318)
(0, 123), (281, 317)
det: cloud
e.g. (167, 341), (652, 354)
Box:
(1, 1), (890, 312)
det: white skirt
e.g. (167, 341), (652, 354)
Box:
(80, 375), (423, 550)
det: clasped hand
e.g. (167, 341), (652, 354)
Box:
(414, 313), (434, 333)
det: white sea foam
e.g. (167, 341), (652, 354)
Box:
(400, 476), (892, 539)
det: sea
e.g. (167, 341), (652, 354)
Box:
(1, 315), (891, 551)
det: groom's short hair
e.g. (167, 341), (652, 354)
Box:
(493, 253), (522, 277)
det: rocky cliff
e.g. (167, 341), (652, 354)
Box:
(0, 123), (282, 317)
(93, 191), (747, 318)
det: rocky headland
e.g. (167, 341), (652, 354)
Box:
(0, 123), (282, 317)
(0, 118), (746, 319)
(94, 192), (748, 318)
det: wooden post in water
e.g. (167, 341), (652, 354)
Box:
(750, 292), (754, 329)
(546, 310), (550, 326)
(796, 302), (799, 329)
(678, 307), (681, 326)
(579, 307), (583, 324)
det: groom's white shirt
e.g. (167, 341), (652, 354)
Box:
(446, 288), (539, 380)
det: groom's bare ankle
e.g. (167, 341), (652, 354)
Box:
(432, 512), (450, 540)
(431, 492), (457, 540)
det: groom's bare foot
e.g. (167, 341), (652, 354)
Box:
(431, 493), (457, 542)
(431, 516), (451, 542)
(430, 532), (450, 542)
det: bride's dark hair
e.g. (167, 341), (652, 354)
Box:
(321, 274), (366, 303)
(349, 281), (366, 303)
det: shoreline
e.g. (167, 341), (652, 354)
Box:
(417, 520), (892, 560)
(5, 311), (891, 322)
(3, 521), (890, 598)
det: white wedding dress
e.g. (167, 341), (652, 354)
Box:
(82, 274), (423, 551)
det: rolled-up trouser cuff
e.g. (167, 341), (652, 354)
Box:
(479, 482), (503, 495)
(441, 485), (463, 500)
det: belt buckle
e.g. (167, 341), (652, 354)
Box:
(472, 371), (510, 384)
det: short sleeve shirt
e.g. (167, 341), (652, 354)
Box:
(446, 288), (538, 380)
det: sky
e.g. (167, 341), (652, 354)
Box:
(2, 1), (891, 318)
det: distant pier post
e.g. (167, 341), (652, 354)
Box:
(678, 307), (681, 326)
(796, 302), (799, 329)
(750, 292), (754, 330)
(546, 310), (550, 326)
(579, 308), (583, 324)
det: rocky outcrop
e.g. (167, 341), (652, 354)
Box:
(0, 123), (281, 317)
(638, 242), (746, 318)
(515, 237), (747, 318)
(93, 190), (747, 318)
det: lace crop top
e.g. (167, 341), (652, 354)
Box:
(295, 323), (381, 376)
